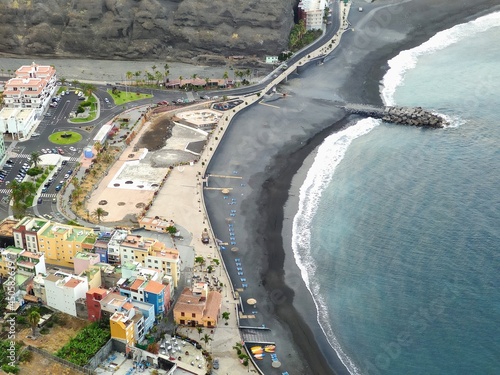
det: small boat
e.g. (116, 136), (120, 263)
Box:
(264, 345), (276, 353)
(253, 353), (266, 359)
(251, 346), (263, 353)
(251, 348), (264, 354)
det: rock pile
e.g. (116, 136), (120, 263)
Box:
(382, 106), (446, 128)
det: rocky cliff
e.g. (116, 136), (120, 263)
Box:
(0, 0), (295, 63)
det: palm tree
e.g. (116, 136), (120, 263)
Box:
(200, 333), (213, 351)
(205, 77), (210, 88)
(155, 70), (163, 86)
(28, 310), (41, 337)
(94, 141), (103, 154)
(233, 341), (243, 355)
(92, 207), (106, 222)
(179, 75), (183, 89)
(163, 63), (170, 83)
(72, 79), (80, 87)
(222, 311), (230, 325)
(195, 256), (205, 271)
(197, 326), (203, 338)
(60, 77), (67, 86)
(134, 71), (142, 84)
(223, 71), (229, 86)
(29, 152), (41, 168)
(126, 71), (133, 83)
(85, 84), (96, 97)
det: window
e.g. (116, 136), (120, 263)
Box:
(154, 260), (158, 264)
(181, 312), (185, 317)
(192, 313), (196, 318)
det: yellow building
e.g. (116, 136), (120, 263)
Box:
(110, 311), (135, 347)
(37, 223), (96, 267)
(145, 248), (180, 288)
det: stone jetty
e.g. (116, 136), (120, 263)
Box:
(342, 104), (447, 128)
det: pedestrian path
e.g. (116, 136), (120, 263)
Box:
(40, 193), (57, 198)
(0, 189), (12, 194)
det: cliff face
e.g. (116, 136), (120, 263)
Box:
(0, 0), (295, 62)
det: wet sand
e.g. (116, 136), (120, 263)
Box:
(204, 0), (500, 374)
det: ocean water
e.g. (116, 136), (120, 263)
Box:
(292, 12), (500, 375)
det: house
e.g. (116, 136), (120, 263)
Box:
(139, 216), (173, 233)
(107, 229), (129, 265)
(12, 217), (51, 253)
(110, 312), (135, 347)
(265, 56), (279, 64)
(86, 287), (109, 322)
(73, 251), (100, 274)
(0, 218), (18, 249)
(44, 272), (89, 316)
(173, 283), (222, 328)
(0, 247), (46, 278)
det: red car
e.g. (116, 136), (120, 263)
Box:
(58, 148), (64, 155)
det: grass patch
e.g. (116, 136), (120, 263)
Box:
(108, 89), (153, 105)
(48, 131), (82, 145)
(69, 95), (98, 123)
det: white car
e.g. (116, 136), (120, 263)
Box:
(64, 173), (70, 179)
(69, 146), (76, 152)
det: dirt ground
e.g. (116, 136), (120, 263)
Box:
(135, 115), (174, 151)
(18, 350), (82, 375)
(19, 313), (90, 353)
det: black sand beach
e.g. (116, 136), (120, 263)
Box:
(204, 0), (500, 374)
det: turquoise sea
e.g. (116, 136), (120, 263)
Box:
(292, 11), (500, 375)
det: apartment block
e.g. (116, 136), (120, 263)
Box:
(37, 222), (96, 267)
(13, 217), (51, 253)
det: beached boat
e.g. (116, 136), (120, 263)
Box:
(253, 353), (266, 359)
(251, 348), (264, 354)
(251, 346), (263, 353)
(264, 345), (276, 353)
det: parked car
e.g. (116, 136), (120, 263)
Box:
(55, 184), (62, 191)
(41, 187), (48, 193)
(6, 159), (14, 164)
(58, 148), (64, 155)
(213, 358), (219, 370)
(62, 160), (68, 165)
(69, 146), (76, 152)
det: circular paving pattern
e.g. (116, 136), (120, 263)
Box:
(117, 202), (126, 206)
(125, 180), (133, 184)
(98, 200), (108, 205)
(136, 202), (146, 208)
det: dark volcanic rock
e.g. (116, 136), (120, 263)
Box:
(0, 0), (295, 63)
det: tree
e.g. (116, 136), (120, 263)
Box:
(92, 207), (106, 222)
(223, 71), (229, 86)
(222, 311), (230, 325)
(28, 310), (41, 337)
(94, 141), (103, 154)
(200, 333), (213, 350)
(134, 71), (142, 83)
(126, 71), (133, 83)
(71, 79), (80, 87)
(155, 70), (163, 86)
(194, 256), (205, 271)
(197, 326), (203, 338)
(60, 77), (67, 86)
(85, 84), (96, 97)
(29, 152), (41, 168)
(179, 75), (183, 88)
(233, 341), (243, 355)
(205, 77), (210, 88)
(212, 258), (220, 266)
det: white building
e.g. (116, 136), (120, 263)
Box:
(1, 62), (57, 139)
(298, 0), (327, 30)
(44, 272), (89, 316)
(107, 229), (129, 265)
(3, 62), (57, 110)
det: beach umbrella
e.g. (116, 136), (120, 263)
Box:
(231, 247), (239, 252)
(272, 361), (282, 368)
(247, 298), (257, 306)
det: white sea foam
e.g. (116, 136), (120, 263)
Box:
(381, 11), (500, 106)
(291, 118), (380, 375)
